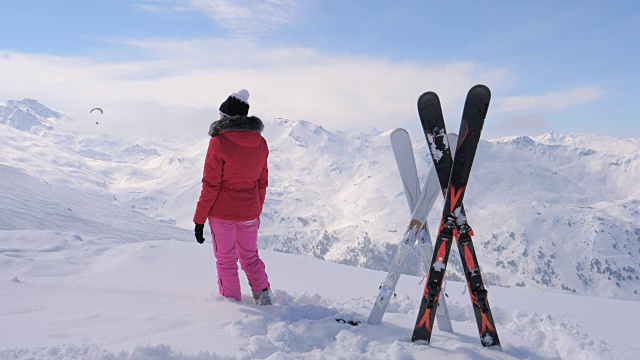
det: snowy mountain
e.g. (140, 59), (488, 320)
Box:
(0, 99), (60, 133)
(1, 99), (639, 302)
(0, 163), (638, 359)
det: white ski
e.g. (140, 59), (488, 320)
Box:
(390, 129), (421, 212)
(367, 129), (452, 332)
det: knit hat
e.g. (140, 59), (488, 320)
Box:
(219, 89), (250, 117)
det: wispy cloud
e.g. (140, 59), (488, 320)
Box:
(7, 36), (603, 139)
(133, 1), (193, 14)
(495, 86), (605, 113)
(0, 40), (509, 138)
(135, 0), (304, 37)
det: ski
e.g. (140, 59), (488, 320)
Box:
(418, 88), (500, 346)
(368, 129), (452, 332)
(411, 85), (500, 347)
(390, 128), (421, 213)
(392, 129), (453, 332)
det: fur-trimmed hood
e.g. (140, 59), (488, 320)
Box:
(209, 115), (264, 137)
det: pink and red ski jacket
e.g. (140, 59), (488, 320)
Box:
(194, 116), (268, 224)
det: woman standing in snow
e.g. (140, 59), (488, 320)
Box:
(193, 89), (271, 305)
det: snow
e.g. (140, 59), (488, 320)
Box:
(2, 101), (639, 302)
(2, 233), (637, 359)
(1, 99), (640, 359)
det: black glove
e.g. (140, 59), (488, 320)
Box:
(194, 223), (205, 244)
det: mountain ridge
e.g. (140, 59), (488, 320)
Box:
(1, 98), (639, 301)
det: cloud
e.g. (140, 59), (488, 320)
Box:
(495, 85), (604, 113)
(0, 41), (510, 139)
(9, 36), (604, 140)
(133, 1), (193, 15)
(135, 0), (304, 37)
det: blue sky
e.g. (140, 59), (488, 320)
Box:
(1, 0), (638, 139)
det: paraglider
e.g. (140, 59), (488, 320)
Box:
(89, 108), (103, 124)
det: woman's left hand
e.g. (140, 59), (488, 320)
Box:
(194, 223), (205, 244)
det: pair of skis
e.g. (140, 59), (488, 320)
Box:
(368, 85), (500, 348)
(411, 85), (500, 347)
(367, 128), (453, 333)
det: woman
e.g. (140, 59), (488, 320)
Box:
(193, 89), (271, 305)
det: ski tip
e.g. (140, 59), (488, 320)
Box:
(468, 84), (491, 97)
(390, 128), (409, 136)
(417, 91), (440, 105)
(418, 91), (438, 98)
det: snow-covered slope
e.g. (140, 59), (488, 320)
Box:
(0, 164), (186, 240)
(0, 164), (189, 280)
(1, 99), (640, 358)
(1, 99), (639, 302)
(0, 166), (638, 358)
(472, 136), (640, 300)
(4, 237), (639, 359)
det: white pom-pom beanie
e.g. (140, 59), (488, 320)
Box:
(219, 89), (250, 116)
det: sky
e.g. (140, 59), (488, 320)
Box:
(0, 0), (639, 140)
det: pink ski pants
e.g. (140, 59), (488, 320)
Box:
(208, 217), (270, 301)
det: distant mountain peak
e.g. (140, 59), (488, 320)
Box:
(537, 130), (565, 143)
(4, 98), (61, 117)
(0, 98), (61, 133)
(269, 118), (322, 130)
(497, 135), (537, 148)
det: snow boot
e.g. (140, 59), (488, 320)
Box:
(253, 288), (272, 306)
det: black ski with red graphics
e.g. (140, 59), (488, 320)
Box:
(411, 85), (500, 347)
